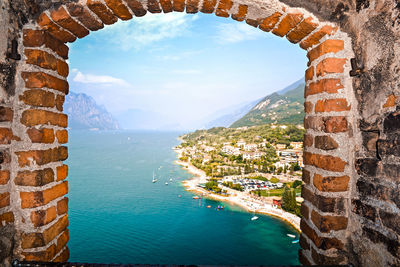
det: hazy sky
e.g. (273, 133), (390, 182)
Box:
(67, 12), (307, 129)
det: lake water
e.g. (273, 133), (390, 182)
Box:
(67, 130), (300, 265)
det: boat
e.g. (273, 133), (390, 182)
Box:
(292, 240), (299, 244)
(216, 205), (224, 210)
(169, 178), (173, 181)
(206, 205), (211, 208)
(287, 234), (296, 238)
(251, 216), (259, 221)
(192, 196), (200, 199)
(165, 182), (168, 185)
(152, 171), (157, 183)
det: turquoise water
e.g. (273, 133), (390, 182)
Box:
(67, 130), (300, 265)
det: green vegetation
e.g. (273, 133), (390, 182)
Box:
(222, 181), (244, 191)
(231, 83), (305, 127)
(281, 185), (301, 216)
(205, 180), (221, 193)
(269, 177), (280, 183)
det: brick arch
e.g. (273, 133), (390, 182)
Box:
(3, 0), (358, 264)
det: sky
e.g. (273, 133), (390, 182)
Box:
(67, 12), (307, 130)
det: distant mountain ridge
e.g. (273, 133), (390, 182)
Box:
(65, 92), (120, 130)
(230, 78), (305, 127)
(204, 98), (262, 129)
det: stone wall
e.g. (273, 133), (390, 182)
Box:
(0, 0), (399, 266)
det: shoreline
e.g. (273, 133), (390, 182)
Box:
(173, 154), (301, 232)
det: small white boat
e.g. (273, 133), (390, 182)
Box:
(251, 216), (259, 221)
(152, 171), (157, 183)
(169, 178), (173, 181)
(287, 234), (296, 238)
(292, 240), (299, 244)
(165, 182), (168, 185)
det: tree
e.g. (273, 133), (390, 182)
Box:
(292, 180), (302, 188)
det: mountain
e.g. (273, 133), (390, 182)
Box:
(64, 92), (120, 130)
(204, 98), (262, 129)
(230, 78), (305, 128)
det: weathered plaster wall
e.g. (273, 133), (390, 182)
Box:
(0, 0), (399, 266)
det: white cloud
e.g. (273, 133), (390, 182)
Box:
(100, 13), (195, 50)
(215, 22), (265, 44)
(73, 71), (130, 87)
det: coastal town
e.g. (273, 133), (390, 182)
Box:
(174, 124), (305, 230)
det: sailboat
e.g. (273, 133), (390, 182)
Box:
(152, 171), (158, 183)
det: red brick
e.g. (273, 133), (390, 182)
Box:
(87, 0), (118, 25)
(105, 0), (133, 19)
(22, 244), (56, 261)
(31, 206), (57, 227)
(21, 232), (46, 249)
(0, 149), (11, 165)
(303, 187), (345, 213)
(159, 0), (173, 13)
(315, 98), (351, 113)
(56, 130), (68, 144)
(20, 181), (68, 209)
(0, 170), (10, 185)
(324, 116), (348, 133)
(305, 66), (314, 81)
(50, 6), (89, 38)
(300, 218), (344, 250)
(231, 5), (247, 21)
(316, 58), (346, 77)
(54, 246), (69, 262)
(19, 89), (55, 108)
(44, 215), (69, 244)
(304, 134), (313, 148)
(0, 192), (10, 209)
(304, 101), (313, 114)
(147, 0), (162, 13)
(0, 128), (13, 144)
(66, 3), (104, 31)
(287, 17), (318, 43)
(304, 152), (347, 172)
(25, 49), (69, 77)
(215, 0), (233, 17)
(186, 0), (200, 13)
(125, 0), (147, 16)
(57, 165), (68, 181)
(272, 13), (303, 37)
(15, 168), (54, 186)
(37, 13), (76, 43)
(0, 211), (14, 225)
(57, 197), (68, 215)
(27, 128), (55, 143)
(314, 135), (338, 150)
(200, 0), (217, 13)
(21, 72), (68, 94)
(245, 19), (260, 28)
(16, 147), (68, 168)
(311, 210), (348, 233)
(307, 39), (344, 62)
(21, 109), (67, 128)
(313, 173), (349, 192)
(301, 203), (310, 220)
(0, 107), (13, 122)
(56, 94), (65, 112)
(56, 229), (69, 254)
(300, 25), (338, 50)
(383, 94), (397, 108)
(303, 169), (311, 184)
(259, 12), (282, 32)
(305, 79), (344, 97)
(23, 29), (69, 59)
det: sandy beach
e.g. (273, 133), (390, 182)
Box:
(173, 152), (301, 232)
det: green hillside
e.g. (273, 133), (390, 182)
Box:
(230, 83), (305, 128)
